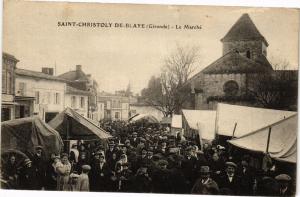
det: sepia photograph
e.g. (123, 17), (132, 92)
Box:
(0, 0), (299, 196)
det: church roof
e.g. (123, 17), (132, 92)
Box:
(221, 13), (268, 46)
(201, 51), (273, 74)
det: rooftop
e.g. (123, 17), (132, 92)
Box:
(201, 50), (273, 74)
(66, 85), (91, 96)
(221, 13), (268, 46)
(15, 68), (68, 82)
(3, 52), (19, 62)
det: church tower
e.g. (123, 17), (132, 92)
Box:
(221, 13), (268, 61)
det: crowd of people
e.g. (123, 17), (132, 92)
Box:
(1, 120), (296, 196)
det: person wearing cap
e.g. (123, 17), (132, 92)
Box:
(132, 165), (152, 193)
(130, 132), (138, 147)
(105, 142), (116, 162)
(32, 145), (46, 189)
(45, 153), (60, 190)
(19, 158), (39, 190)
(151, 159), (172, 193)
(169, 154), (188, 194)
(191, 166), (219, 194)
(217, 161), (241, 195)
(75, 165), (91, 191)
(275, 174), (293, 196)
(237, 159), (255, 196)
(182, 146), (198, 191)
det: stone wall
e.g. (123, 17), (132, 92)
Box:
(223, 40), (263, 60)
(194, 73), (247, 109)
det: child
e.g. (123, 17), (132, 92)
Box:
(75, 165), (91, 191)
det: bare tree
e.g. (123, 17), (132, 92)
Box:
(247, 58), (297, 110)
(141, 45), (201, 116)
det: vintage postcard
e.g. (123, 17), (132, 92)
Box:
(1, 0), (299, 196)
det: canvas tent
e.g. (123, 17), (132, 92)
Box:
(228, 114), (297, 163)
(216, 103), (296, 137)
(129, 114), (159, 124)
(171, 114), (182, 136)
(160, 117), (172, 125)
(182, 109), (216, 140)
(48, 107), (112, 140)
(1, 116), (63, 158)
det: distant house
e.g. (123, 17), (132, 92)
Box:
(188, 13), (297, 110)
(15, 68), (66, 122)
(98, 92), (130, 121)
(2, 52), (19, 121)
(64, 85), (90, 118)
(58, 65), (99, 120)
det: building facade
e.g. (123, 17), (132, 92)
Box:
(58, 65), (99, 120)
(64, 85), (89, 117)
(189, 13), (274, 110)
(98, 93), (130, 121)
(2, 52), (19, 121)
(15, 68), (66, 122)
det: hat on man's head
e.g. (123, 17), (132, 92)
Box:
(185, 146), (193, 151)
(200, 166), (211, 174)
(132, 132), (137, 135)
(61, 153), (69, 158)
(275, 174), (291, 182)
(35, 145), (43, 150)
(82, 165), (91, 171)
(225, 162), (237, 168)
(125, 139), (130, 144)
(158, 159), (168, 166)
(23, 158), (32, 166)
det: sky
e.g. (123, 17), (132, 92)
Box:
(3, 1), (299, 94)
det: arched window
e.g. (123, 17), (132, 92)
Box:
(246, 50), (251, 58)
(223, 80), (239, 96)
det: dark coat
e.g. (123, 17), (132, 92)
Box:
(191, 178), (219, 195)
(19, 166), (39, 190)
(132, 174), (152, 193)
(90, 161), (112, 191)
(32, 154), (46, 189)
(151, 169), (172, 193)
(45, 161), (57, 190)
(217, 173), (241, 195)
(169, 167), (188, 193)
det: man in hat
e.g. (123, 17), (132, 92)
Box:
(130, 132), (139, 147)
(105, 142), (116, 161)
(181, 146), (198, 191)
(217, 162), (241, 195)
(32, 145), (46, 189)
(275, 174), (293, 196)
(237, 159), (255, 195)
(19, 159), (39, 190)
(75, 165), (91, 191)
(151, 159), (172, 193)
(191, 166), (219, 194)
(132, 165), (152, 193)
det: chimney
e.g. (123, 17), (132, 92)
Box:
(42, 67), (54, 75)
(76, 65), (82, 71)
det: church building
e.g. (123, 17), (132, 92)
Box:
(189, 13), (274, 110)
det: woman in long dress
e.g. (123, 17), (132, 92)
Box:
(56, 153), (72, 191)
